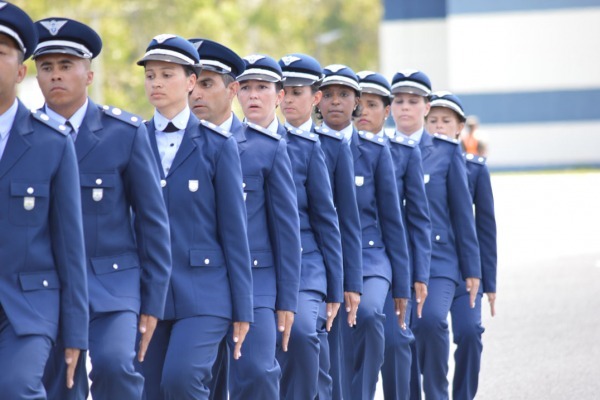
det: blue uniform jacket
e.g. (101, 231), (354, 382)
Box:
(313, 125), (363, 295)
(232, 117), (301, 312)
(351, 129), (410, 298)
(388, 136), (432, 286)
(465, 154), (497, 293)
(146, 113), (253, 322)
(419, 132), (481, 282)
(64, 101), (172, 319)
(279, 124), (343, 303)
(0, 102), (88, 349)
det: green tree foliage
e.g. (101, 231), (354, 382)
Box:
(15, 0), (381, 116)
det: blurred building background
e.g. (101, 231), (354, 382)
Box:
(380, 0), (600, 170)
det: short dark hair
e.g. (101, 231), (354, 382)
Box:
(309, 82), (321, 94)
(275, 81), (284, 92)
(16, 49), (24, 64)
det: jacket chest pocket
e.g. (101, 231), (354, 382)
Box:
(242, 175), (263, 202)
(80, 173), (117, 214)
(9, 182), (50, 226)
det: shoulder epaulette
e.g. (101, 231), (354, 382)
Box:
(101, 105), (143, 127)
(287, 127), (319, 142)
(465, 153), (487, 165)
(200, 119), (231, 138)
(358, 130), (386, 146)
(433, 132), (459, 145)
(30, 109), (69, 135)
(389, 135), (417, 148)
(244, 121), (281, 140)
(314, 125), (344, 141)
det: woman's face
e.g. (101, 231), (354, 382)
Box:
(355, 92), (390, 133)
(319, 84), (358, 131)
(144, 60), (195, 116)
(425, 107), (465, 139)
(391, 92), (430, 135)
(282, 85), (321, 128)
(237, 80), (283, 128)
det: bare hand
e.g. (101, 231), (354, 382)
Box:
(65, 348), (81, 389)
(344, 291), (360, 327)
(414, 282), (428, 318)
(394, 298), (408, 330)
(137, 314), (158, 362)
(486, 292), (496, 317)
(465, 277), (481, 309)
(232, 321), (250, 360)
(326, 302), (341, 331)
(277, 310), (295, 352)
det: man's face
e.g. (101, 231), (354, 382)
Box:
(35, 53), (92, 116)
(189, 69), (237, 125)
(0, 33), (27, 102)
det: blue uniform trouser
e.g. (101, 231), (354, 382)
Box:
(0, 305), (52, 399)
(207, 338), (229, 400)
(277, 290), (323, 399)
(228, 307), (280, 399)
(316, 299), (333, 399)
(44, 310), (141, 400)
(139, 315), (230, 400)
(381, 289), (415, 400)
(450, 282), (484, 400)
(341, 276), (389, 400)
(411, 277), (457, 400)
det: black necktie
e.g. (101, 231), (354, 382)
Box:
(163, 122), (178, 133)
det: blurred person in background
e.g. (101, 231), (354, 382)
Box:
(426, 91), (497, 400)
(460, 115), (487, 157)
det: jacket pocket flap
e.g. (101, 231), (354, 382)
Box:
(91, 253), (139, 275)
(362, 233), (384, 248)
(19, 270), (60, 291)
(243, 175), (263, 191)
(250, 250), (273, 268)
(11, 182), (50, 197)
(190, 249), (225, 267)
(80, 173), (117, 188)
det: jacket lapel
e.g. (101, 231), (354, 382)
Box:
(146, 120), (165, 179)
(351, 128), (362, 163)
(419, 130), (434, 162)
(167, 114), (199, 177)
(0, 102), (33, 180)
(231, 114), (247, 156)
(74, 101), (101, 162)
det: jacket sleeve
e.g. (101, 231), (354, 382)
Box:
(306, 141), (343, 303)
(448, 146), (481, 280)
(403, 146), (432, 286)
(266, 140), (301, 312)
(334, 140), (363, 294)
(473, 164), (497, 292)
(50, 139), (89, 349)
(375, 145), (410, 299)
(215, 136), (254, 322)
(124, 124), (172, 319)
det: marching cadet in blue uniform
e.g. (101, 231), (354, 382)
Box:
(232, 52), (302, 399)
(390, 71), (482, 400)
(33, 18), (172, 400)
(320, 64), (411, 400)
(188, 38), (246, 400)
(0, 3), (88, 398)
(354, 71), (432, 400)
(137, 35), (253, 400)
(261, 53), (345, 400)
(425, 92), (497, 400)
(279, 53), (363, 400)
